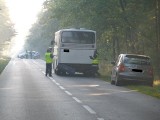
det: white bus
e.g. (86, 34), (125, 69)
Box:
(52, 28), (98, 76)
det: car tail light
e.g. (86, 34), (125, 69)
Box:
(118, 64), (125, 72)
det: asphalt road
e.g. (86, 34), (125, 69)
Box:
(0, 58), (160, 120)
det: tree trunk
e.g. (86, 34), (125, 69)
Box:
(156, 0), (160, 78)
(112, 36), (116, 61)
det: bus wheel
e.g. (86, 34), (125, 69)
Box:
(54, 69), (58, 75)
(55, 69), (65, 76)
(55, 69), (61, 75)
(84, 72), (95, 77)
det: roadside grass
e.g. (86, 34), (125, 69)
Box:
(100, 75), (160, 99)
(126, 82), (160, 99)
(0, 56), (11, 74)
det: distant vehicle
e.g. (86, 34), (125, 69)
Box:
(17, 51), (40, 59)
(111, 54), (154, 86)
(17, 52), (26, 59)
(52, 28), (98, 76)
(32, 51), (40, 59)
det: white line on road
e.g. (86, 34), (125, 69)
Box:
(59, 86), (65, 90)
(55, 82), (60, 86)
(97, 118), (104, 120)
(49, 77), (53, 80)
(40, 68), (104, 120)
(65, 91), (72, 96)
(52, 80), (57, 84)
(52, 79), (56, 82)
(72, 97), (82, 103)
(83, 105), (96, 114)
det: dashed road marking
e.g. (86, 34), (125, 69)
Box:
(97, 118), (104, 120)
(59, 86), (65, 90)
(49, 77), (53, 79)
(83, 105), (96, 114)
(40, 69), (104, 119)
(55, 82), (60, 86)
(72, 97), (82, 103)
(65, 91), (72, 96)
(52, 80), (56, 83)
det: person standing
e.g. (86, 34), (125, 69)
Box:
(45, 49), (53, 77)
(90, 50), (100, 76)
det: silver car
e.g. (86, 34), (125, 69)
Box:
(111, 54), (154, 86)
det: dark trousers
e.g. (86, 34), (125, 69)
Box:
(46, 63), (52, 76)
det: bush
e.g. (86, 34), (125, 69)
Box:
(0, 56), (10, 74)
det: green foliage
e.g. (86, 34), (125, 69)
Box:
(0, 0), (15, 56)
(25, 0), (160, 78)
(24, 10), (59, 57)
(0, 56), (10, 74)
(127, 84), (160, 99)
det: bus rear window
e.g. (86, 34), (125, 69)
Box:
(61, 31), (95, 44)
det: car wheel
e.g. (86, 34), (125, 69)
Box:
(115, 75), (122, 86)
(111, 77), (115, 85)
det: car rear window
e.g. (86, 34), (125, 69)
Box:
(124, 55), (150, 65)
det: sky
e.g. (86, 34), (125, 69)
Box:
(5, 0), (45, 57)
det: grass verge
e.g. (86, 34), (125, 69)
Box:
(126, 84), (160, 99)
(0, 56), (11, 74)
(100, 75), (160, 99)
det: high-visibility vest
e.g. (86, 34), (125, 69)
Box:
(45, 52), (53, 63)
(92, 58), (99, 64)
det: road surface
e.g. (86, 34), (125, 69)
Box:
(0, 58), (160, 120)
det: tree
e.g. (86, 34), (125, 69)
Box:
(25, 0), (160, 78)
(155, 0), (160, 78)
(24, 10), (59, 57)
(0, 0), (15, 56)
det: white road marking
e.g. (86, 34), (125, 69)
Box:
(97, 118), (104, 120)
(52, 79), (56, 82)
(55, 82), (60, 86)
(83, 105), (96, 114)
(59, 86), (65, 90)
(72, 97), (82, 103)
(52, 80), (57, 84)
(49, 77), (53, 79)
(65, 91), (72, 96)
(49, 77), (53, 80)
(39, 68), (103, 119)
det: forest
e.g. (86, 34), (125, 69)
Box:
(24, 0), (160, 79)
(0, 0), (14, 57)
